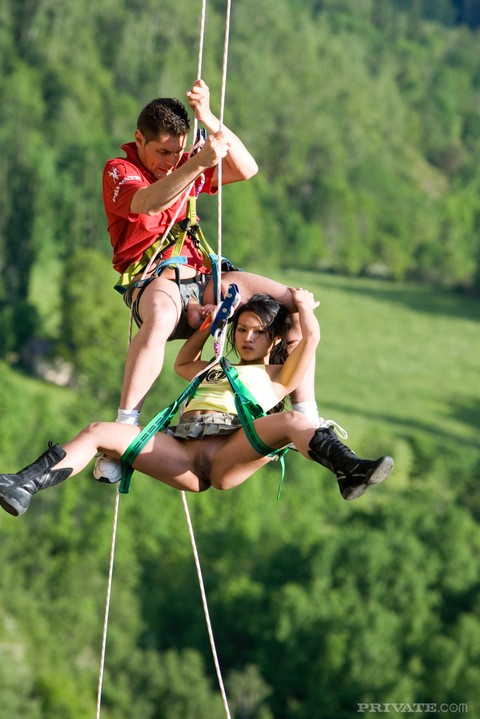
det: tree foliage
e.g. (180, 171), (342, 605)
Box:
(1, 2), (480, 717)
(1, 0), (480, 365)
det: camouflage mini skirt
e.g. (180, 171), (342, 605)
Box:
(167, 412), (242, 439)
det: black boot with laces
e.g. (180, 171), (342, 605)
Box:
(0, 442), (72, 516)
(308, 427), (393, 500)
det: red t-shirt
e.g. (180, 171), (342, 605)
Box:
(103, 142), (216, 274)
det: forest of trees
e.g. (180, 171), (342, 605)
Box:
(1, 0), (480, 370)
(1, 1), (480, 718)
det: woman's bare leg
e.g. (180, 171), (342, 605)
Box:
(54, 422), (138, 476)
(212, 412), (393, 499)
(210, 411), (315, 490)
(56, 423), (209, 492)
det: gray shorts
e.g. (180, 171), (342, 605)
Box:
(123, 273), (210, 340)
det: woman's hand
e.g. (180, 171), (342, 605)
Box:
(198, 303), (218, 331)
(288, 287), (320, 311)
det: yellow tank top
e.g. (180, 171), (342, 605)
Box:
(185, 364), (280, 415)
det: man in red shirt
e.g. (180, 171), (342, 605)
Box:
(97, 79), (322, 481)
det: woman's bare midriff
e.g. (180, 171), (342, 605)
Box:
(181, 409), (219, 419)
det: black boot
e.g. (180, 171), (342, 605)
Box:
(308, 427), (393, 500)
(0, 442), (72, 517)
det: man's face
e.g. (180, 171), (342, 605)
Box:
(135, 130), (188, 179)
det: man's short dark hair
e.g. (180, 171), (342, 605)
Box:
(137, 98), (191, 142)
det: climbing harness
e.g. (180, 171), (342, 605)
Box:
(114, 170), (240, 318)
(219, 357), (289, 499)
(118, 365), (210, 494)
(117, 289), (289, 498)
(97, 2), (241, 718)
(114, 193), (219, 294)
(206, 281), (241, 355)
(118, 364), (289, 494)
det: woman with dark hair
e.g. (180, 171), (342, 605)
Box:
(0, 289), (393, 517)
(227, 293), (292, 364)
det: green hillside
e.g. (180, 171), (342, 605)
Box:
(1, 270), (479, 718)
(1, 0), (480, 716)
(2, 0), (480, 372)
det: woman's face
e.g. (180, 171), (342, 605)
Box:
(234, 311), (277, 364)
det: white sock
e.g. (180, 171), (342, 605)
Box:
(116, 408), (141, 426)
(291, 401), (323, 428)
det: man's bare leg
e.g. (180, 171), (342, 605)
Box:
(120, 276), (183, 411)
(94, 276), (183, 481)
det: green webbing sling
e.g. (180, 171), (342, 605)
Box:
(119, 359), (289, 498)
(219, 357), (289, 499)
(119, 369), (207, 493)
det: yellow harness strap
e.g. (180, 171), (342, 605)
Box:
(169, 195), (197, 257)
(115, 196), (215, 291)
(169, 196), (216, 272)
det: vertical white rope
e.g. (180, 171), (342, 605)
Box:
(181, 15), (232, 711)
(219, 0), (231, 129)
(216, 0), (232, 305)
(141, 1), (207, 281)
(181, 491), (232, 719)
(196, 0), (207, 80)
(96, 4), (234, 717)
(180, 9), (233, 709)
(182, 9), (235, 713)
(192, 0), (207, 158)
(96, 487), (121, 719)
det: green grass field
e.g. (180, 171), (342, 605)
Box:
(2, 270), (479, 718)
(4, 269), (479, 468)
(144, 268), (480, 454)
(137, 267), (479, 510)
(276, 269), (480, 450)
